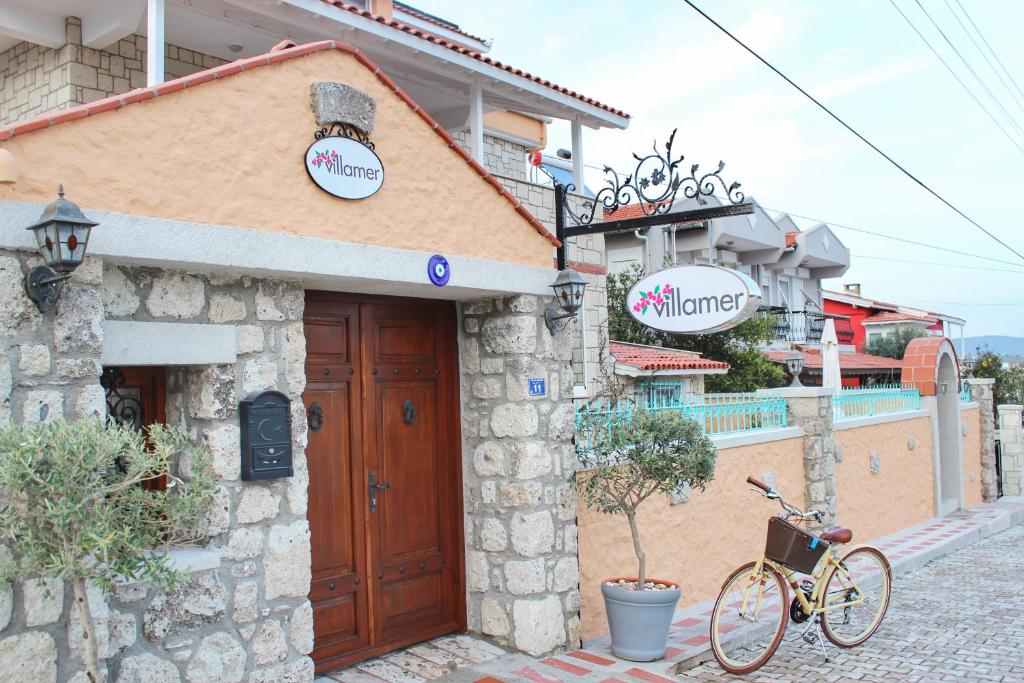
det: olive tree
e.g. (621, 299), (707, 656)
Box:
(574, 404), (716, 589)
(0, 420), (217, 683)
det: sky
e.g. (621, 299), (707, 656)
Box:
(411, 0), (1024, 339)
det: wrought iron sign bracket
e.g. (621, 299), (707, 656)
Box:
(553, 129), (754, 270)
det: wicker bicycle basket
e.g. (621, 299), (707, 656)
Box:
(764, 516), (827, 575)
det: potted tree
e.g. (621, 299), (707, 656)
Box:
(0, 420), (216, 683)
(575, 402), (716, 661)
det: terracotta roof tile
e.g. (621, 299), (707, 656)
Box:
(610, 341), (730, 372)
(392, 2), (488, 44)
(765, 348), (902, 371)
(318, 1), (628, 119)
(862, 311), (938, 325)
(785, 231), (799, 248)
(0, 40), (559, 249)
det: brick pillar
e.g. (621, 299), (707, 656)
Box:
(997, 404), (1023, 496)
(772, 387), (838, 529)
(968, 378), (998, 501)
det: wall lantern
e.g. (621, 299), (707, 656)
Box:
(24, 185), (98, 313)
(785, 350), (804, 387)
(963, 356), (976, 379)
(544, 268), (586, 334)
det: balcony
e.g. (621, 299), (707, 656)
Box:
(757, 307), (854, 344)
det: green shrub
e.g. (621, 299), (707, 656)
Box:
(574, 405), (716, 589)
(0, 419), (217, 682)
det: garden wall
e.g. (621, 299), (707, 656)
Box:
(576, 431), (805, 639)
(833, 414), (935, 544)
(960, 405), (983, 509)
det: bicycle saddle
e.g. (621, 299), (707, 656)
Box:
(819, 526), (852, 544)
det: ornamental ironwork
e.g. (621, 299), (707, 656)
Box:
(564, 128), (745, 226)
(314, 122), (375, 151)
(100, 367), (144, 431)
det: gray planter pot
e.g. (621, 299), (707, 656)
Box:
(602, 578), (682, 662)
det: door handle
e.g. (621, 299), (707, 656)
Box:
(368, 471), (390, 513)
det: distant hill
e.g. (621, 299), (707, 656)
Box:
(963, 336), (1024, 360)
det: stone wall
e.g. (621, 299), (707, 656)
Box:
(457, 294), (581, 656)
(968, 378), (997, 501)
(451, 130), (530, 181)
(997, 404), (1023, 497)
(779, 388), (838, 529)
(0, 253), (314, 682)
(0, 17), (225, 125)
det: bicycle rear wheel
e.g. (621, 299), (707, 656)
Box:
(820, 546), (892, 648)
(709, 561), (789, 674)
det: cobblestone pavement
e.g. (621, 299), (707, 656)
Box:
(677, 522), (1024, 682)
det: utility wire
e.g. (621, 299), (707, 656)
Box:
(887, 0), (1024, 155)
(912, 0), (1024, 139)
(953, 0), (1024, 109)
(562, 156), (1024, 270)
(680, 0), (1024, 263)
(852, 253), (1024, 274)
(942, 0), (1024, 115)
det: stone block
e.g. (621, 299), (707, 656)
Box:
(505, 357), (547, 402)
(0, 351), (10, 428)
(147, 272), (205, 319)
(481, 598), (509, 637)
(289, 600), (314, 655)
(499, 482), (542, 508)
(281, 322), (306, 396)
(510, 511), (554, 556)
(221, 527), (264, 561)
(553, 557), (579, 592)
(255, 281), (303, 321)
(23, 390), (63, 424)
(54, 283), (103, 353)
(508, 295), (537, 313)
(117, 653), (179, 683)
(206, 486), (230, 536)
(0, 632), (57, 683)
(252, 619), (287, 665)
(237, 485), (281, 524)
(481, 316), (537, 355)
(242, 358), (277, 394)
(75, 383), (107, 419)
(187, 631), (246, 683)
(480, 358), (504, 375)
(472, 441), (506, 477)
(504, 558), (545, 595)
(233, 581), (258, 624)
(236, 325), (265, 354)
(0, 256), (40, 334)
(546, 403), (575, 442)
(490, 403), (538, 438)
(143, 572), (226, 640)
(479, 518), (507, 552)
(512, 595), (565, 656)
(57, 358), (102, 379)
(246, 657), (314, 683)
(18, 344), (50, 376)
(460, 338), (480, 374)
(310, 81), (376, 132)
(208, 293), (246, 323)
(466, 551), (489, 593)
(188, 365), (236, 419)
(472, 377), (502, 400)
(510, 441), (552, 480)
(23, 577), (63, 626)
(202, 424), (241, 480)
(264, 521), (312, 600)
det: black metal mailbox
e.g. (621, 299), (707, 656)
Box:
(240, 390), (293, 481)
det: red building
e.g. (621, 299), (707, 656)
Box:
(823, 285), (964, 353)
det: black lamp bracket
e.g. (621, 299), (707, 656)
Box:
(544, 306), (578, 335)
(25, 265), (71, 314)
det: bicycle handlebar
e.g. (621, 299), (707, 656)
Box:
(746, 476), (771, 492)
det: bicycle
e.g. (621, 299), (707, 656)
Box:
(708, 476), (892, 674)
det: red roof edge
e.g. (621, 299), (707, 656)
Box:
(0, 40), (560, 249)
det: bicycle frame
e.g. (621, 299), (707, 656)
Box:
(739, 545), (870, 620)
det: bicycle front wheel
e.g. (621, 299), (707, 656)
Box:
(710, 561), (789, 674)
(820, 546), (892, 648)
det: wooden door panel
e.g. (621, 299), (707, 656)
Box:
(376, 382), (442, 560)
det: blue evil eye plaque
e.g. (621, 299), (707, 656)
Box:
(428, 254), (450, 287)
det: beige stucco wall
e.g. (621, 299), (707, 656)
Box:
(483, 110), (546, 148)
(0, 49), (553, 269)
(961, 406), (983, 508)
(576, 436), (805, 639)
(834, 416), (936, 544)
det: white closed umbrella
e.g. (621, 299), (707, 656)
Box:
(822, 318), (842, 391)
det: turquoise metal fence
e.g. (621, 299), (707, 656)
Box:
(833, 387), (921, 420)
(574, 393), (788, 450)
(959, 383), (971, 403)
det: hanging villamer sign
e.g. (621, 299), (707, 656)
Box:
(627, 265), (762, 334)
(305, 136), (384, 200)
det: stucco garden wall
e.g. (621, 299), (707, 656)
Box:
(0, 253), (315, 682)
(960, 406), (984, 508)
(576, 434), (806, 639)
(834, 416), (936, 544)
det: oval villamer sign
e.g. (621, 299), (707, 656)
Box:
(626, 265), (762, 334)
(304, 136), (384, 200)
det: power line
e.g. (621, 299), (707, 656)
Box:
(888, 0), (1024, 155)
(564, 156), (1024, 270)
(852, 253), (1024, 274)
(680, 0), (1024, 263)
(953, 0), (1024, 109)
(942, 0), (1024, 115)
(911, 0), (1024, 139)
